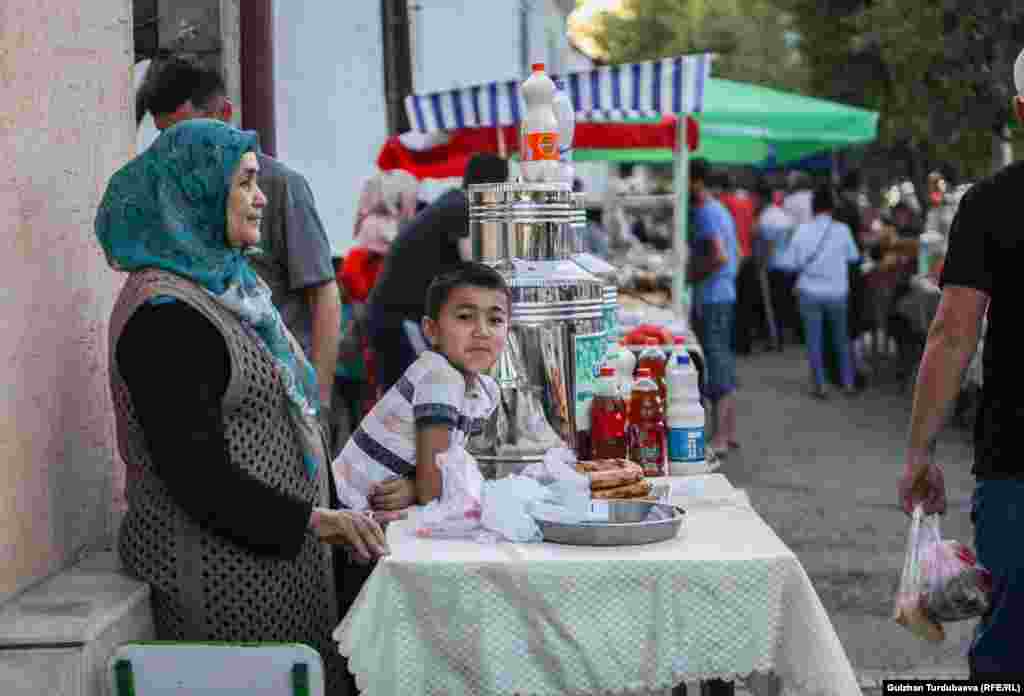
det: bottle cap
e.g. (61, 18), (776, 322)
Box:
(599, 366), (615, 377)
(532, 63), (545, 72)
(674, 336), (685, 345)
(636, 367), (652, 378)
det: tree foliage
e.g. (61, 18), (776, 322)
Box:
(590, 0), (808, 94)
(776, 0), (1024, 184)
(588, 0), (1024, 194)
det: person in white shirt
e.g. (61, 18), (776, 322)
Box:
(777, 185), (861, 398)
(782, 171), (814, 226)
(754, 182), (796, 349)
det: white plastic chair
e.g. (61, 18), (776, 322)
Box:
(107, 642), (325, 696)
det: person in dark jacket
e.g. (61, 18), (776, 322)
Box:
(368, 153), (508, 393)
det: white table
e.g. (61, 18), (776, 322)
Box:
(335, 475), (860, 696)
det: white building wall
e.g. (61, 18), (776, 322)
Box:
(411, 0), (523, 92)
(411, 0), (572, 91)
(272, 1), (579, 254)
(273, 1), (387, 254)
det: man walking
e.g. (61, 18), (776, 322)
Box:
(140, 56), (341, 445)
(687, 158), (739, 457)
(899, 48), (1024, 680)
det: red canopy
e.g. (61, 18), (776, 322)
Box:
(377, 116), (699, 180)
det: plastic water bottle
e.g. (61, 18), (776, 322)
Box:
(520, 63), (560, 182)
(666, 351), (705, 473)
(604, 341), (637, 398)
(553, 79), (575, 184)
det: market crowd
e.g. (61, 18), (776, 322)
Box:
(101, 48), (1006, 692)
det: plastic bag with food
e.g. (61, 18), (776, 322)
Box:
(414, 445), (485, 539)
(893, 504), (993, 642)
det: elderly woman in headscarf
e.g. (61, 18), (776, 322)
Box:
(95, 119), (389, 694)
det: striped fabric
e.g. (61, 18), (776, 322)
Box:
(404, 54), (712, 133)
(331, 350), (498, 511)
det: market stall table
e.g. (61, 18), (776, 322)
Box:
(335, 475), (859, 696)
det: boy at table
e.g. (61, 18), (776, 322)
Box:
(332, 262), (509, 511)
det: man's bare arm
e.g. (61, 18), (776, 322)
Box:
(305, 280), (342, 408)
(906, 285), (988, 461)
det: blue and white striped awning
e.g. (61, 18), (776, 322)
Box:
(404, 54), (712, 133)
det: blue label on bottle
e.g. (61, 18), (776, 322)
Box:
(668, 426), (705, 462)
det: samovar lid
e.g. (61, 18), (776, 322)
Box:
(500, 259), (600, 287)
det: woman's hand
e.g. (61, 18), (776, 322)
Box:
(309, 508), (389, 561)
(369, 476), (417, 511)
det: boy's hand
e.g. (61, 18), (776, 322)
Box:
(370, 476), (417, 511)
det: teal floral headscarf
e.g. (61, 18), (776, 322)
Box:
(95, 119), (323, 477)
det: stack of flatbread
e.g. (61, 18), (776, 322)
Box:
(575, 459), (652, 499)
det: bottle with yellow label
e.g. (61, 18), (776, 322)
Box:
(520, 63), (560, 182)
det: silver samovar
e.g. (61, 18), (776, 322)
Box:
(466, 182), (607, 477)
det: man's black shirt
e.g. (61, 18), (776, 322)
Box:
(369, 188), (468, 322)
(940, 160), (1024, 478)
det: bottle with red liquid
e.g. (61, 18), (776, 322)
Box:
(637, 337), (668, 404)
(628, 367), (667, 476)
(590, 366), (628, 459)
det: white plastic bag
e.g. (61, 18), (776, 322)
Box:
(522, 447), (592, 524)
(480, 476), (549, 542)
(415, 446), (485, 538)
(893, 504), (992, 642)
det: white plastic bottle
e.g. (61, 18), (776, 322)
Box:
(553, 78), (575, 184)
(604, 341), (637, 398)
(666, 351), (706, 474)
(520, 63), (560, 182)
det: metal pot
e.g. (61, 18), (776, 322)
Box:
(573, 251), (620, 343)
(468, 182), (576, 263)
(468, 259), (605, 474)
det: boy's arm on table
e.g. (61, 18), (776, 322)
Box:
(415, 424), (452, 505)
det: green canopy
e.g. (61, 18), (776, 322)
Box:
(573, 77), (879, 165)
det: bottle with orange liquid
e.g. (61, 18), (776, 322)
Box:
(590, 366), (628, 459)
(637, 337), (668, 404)
(628, 367), (667, 476)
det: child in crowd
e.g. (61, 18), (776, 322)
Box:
(332, 262), (510, 511)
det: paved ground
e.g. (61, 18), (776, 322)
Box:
(721, 344), (977, 689)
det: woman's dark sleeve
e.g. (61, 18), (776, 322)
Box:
(116, 300), (314, 559)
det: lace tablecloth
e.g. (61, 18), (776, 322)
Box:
(335, 475), (859, 696)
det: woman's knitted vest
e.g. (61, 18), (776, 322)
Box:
(108, 269), (340, 673)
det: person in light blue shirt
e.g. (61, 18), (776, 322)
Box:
(777, 185), (861, 398)
(687, 158), (739, 456)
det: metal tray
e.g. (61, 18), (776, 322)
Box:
(535, 500), (685, 546)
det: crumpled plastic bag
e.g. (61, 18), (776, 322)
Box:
(415, 446), (594, 543)
(522, 447), (593, 524)
(415, 445), (484, 539)
(893, 504), (993, 642)
(480, 476), (549, 542)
